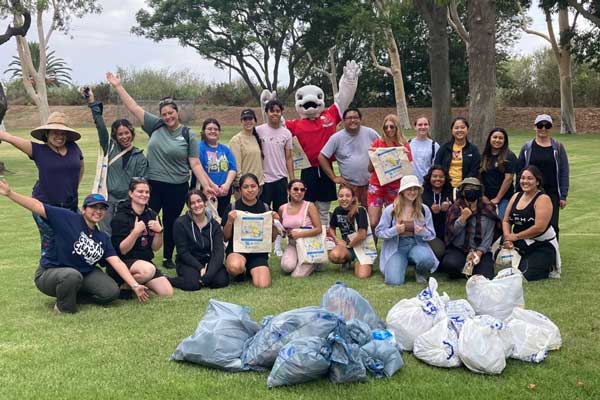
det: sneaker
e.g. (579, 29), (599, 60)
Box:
(163, 259), (176, 269)
(53, 303), (62, 315)
(415, 273), (427, 284)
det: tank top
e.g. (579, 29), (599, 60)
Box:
(282, 201), (312, 230)
(508, 191), (547, 234)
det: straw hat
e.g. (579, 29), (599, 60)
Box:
(30, 112), (81, 142)
(398, 175), (422, 193)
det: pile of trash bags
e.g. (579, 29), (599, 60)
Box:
(386, 268), (562, 375)
(172, 282), (403, 388)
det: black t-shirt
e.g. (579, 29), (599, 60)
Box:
(111, 202), (158, 262)
(481, 151), (517, 200)
(422, 187), (453, 239)
(222, 199), (270, 255)
(329, 206), (369, 241)
(529, 141), (558, 194)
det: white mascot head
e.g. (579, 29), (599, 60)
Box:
(294, 85), (326, 119)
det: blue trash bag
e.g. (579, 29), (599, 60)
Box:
(328, 333), (368, 384)
(242, 306), (342, 370)
(360, 340), (404, 378)
(345, 319), (372, 346)
(171, 299), (260, 371)
(320, 282), (385, 330)
(267, 337), (332, 388)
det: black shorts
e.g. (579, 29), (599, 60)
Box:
(228, 252), (269, 275)
(260, 177), (288, 212)
(301, 166), (337, 202)
(106, 259), (163, 286)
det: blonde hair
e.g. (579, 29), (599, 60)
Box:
(338, 185), (360, 224)
(382, 114), (408, 146)
(392, 187), (424, 222)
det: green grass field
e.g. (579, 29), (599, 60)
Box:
(0, 125), (599, 399)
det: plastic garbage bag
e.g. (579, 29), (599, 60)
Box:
(371, 329), (396, 346)
(242, 306), (342, 370)
(457, 315), (513, 375)
(329, 333), (368, 384)
(413, 317), (461, 368)
(503, 308), (561, 363)
(345, 319), (372, 346)
(359, 340), (404, 378)
(508, 308), (561, 350)
(445, 299), (475, 334)
(385, 278), (446, 351)
(267, 337), (332, 388)
(466, 268), (524, 320)
(320, 281), (385, 330)
(171, 299), (260, 371)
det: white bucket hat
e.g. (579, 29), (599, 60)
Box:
(398, 175), (422, 193)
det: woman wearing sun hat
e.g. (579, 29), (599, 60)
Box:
(0, 112), (84, 258)
(375, 175), (438, 285)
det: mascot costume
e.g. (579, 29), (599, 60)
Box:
(260, 60), (361, 226)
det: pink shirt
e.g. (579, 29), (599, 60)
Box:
(282, 201), (312, 230)
(256, 123), (293, 183)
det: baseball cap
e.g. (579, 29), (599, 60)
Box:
(83, 193), (109, 208)
(534, 114), (553, 126)
(240, 109), (257, 120)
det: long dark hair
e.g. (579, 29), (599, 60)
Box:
(423, 165), (452, 195)
(110, 119), (135, 142)
(201, 118), (221, 142)
(338, 184), (360, 225)
(186, 188), (207, 206)
(481, 127), (509, 174)
(450, 116), (470, 144)
(252, 127), (265, 159)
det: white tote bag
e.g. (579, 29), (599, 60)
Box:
(347, 210), (377, 265)
(233, 211), (273, 253)
(368, 146), (413, 186)
(91, 147), (110, 199)
(291, 136), (311, 170)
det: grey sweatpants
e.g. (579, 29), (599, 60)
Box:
(34, 265), (119, 313)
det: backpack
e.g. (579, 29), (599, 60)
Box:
(409, 138), (437, 164)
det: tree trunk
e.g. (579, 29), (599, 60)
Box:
(466, 0), (496, 150)
(382, 26), (411, 130)
(415, 0), (452, 143)
(557, 8), (576, 134)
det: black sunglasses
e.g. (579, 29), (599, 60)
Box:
(536, 122), (552, 130)
(291, 187), (306, 192)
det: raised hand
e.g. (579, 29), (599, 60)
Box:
(0, 179), (11, 196)
(133, 216), (146, 235)
(147, 216), (162, 233)
(459, 206), (472, 223)
(106, 72), (121, 87)
(396, 222), (406, 234)
(343, 60), (362, 82)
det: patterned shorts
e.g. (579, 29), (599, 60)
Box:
(367, 184), (398, 208)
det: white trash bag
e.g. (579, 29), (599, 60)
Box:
(413, 317), (461, 368)
(457, 315), (513, 375)
(466, 268), (524, 320)
(503, 308), (561, 363)
(445, 299), (475, 334)
(386, 277), (447, 351)
(509, 308), (561, 350)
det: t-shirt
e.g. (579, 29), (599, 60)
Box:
(31, 142), (83, 208)
(198, 141), (237, 186)
(410, 138), (439, 184)
(222, 199), (270, 255)
(481, 151), (517, 200)
(229, 131), (264, 186)
(321, 126), (380, 186)
(329, 206), (369, 242)
(529, 141), (558, 194)
(256, 123), (293, 183)
(142, 112), (199, 184)
(110, 201), (158, 262)
(40, 205), (116, 274)
(449, 143), (464, 187)
(285, 104), (341, 166)
(369, 139), (413, 187)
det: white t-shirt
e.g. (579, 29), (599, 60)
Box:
(256, 123), (293, 183)
(410, 138), (440, 183)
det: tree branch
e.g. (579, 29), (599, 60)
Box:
(567, 0), (600, 27)
(370, 46), (392, 76)
(447, 0), (470, 47)
(0, 3), (31, 45)
(545, 8), (561, 59)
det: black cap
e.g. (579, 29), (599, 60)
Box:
(240, 109), (257, 120)
(83, 193), (109, 208)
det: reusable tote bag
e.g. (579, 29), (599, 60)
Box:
(295, 205), (327, 264)
(368, 146), (413, 186)
(233, 211), (273, 253)
(291, 136), (311, 170)
(91, 142), (112, 199)
(348, 211), (378, 265)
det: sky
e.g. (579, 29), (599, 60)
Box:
(0, 0), (564, 87)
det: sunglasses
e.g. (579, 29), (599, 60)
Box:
(131, 176), (148, 183)
(291, 187), (306, 192)
(384, 124), (396, 130)
(536, 122), (552, 130)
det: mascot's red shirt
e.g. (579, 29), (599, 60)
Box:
(285, 104), (341, 167)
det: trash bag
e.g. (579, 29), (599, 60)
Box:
(242, 306), (342, 370)
(171, 299), (260, 371)
(320, 281), (385, 330)
(329, 333), (368, 384)
(386, 278), (446, 351)
(457, 316), (513, 375)
(445, 299), (475, 334)
(413, 318), (461, 368)
(508, 308), (561, 350)
(503, 308), (561, 363)
(267, 337), (332, 388)
(359, 339), (404, 378)
(345, 319), (372, 346)
(466, 268), (524, 320)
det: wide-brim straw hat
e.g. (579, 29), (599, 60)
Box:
(30, 112), (81, 142)
(399, 175), (422, 193)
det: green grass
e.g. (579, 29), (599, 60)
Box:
(0, 126), (599, 399)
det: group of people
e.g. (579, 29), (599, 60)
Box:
(0, 71), (569, 313)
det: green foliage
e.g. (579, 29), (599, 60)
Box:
(115, 66), (207, 101)
(3, 41), (72, 86)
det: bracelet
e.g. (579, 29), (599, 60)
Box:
(131, 283), (140, 290)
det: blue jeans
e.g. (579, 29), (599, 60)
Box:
(384, 237), (436, 285)
(497, 199), (509, 220)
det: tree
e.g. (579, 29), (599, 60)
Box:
(4, 41), (72, 86)
(3, 0), (101, 123)
(0, 0), (30, 126)
(133, 0), (348, 104)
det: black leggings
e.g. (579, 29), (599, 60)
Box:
(148, 180), (189, 261)
(169, 262), (229, 291)
(516, 241), (553, 281)
(439, 245), (494, 280)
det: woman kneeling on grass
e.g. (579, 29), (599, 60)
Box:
(221, 173), (280, 288)
(0, 180), (149, 313)
(328, 185), (372, 278)
(278, 179), (322, 277)
(375, 175), (438, 285)
(110, 178), (173, 298)
(169, 189), (229, 291)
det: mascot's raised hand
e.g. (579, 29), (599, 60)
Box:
(260, 89), (278, 123)
(342, 60), (361, 83)
(335, 60), (361, 115)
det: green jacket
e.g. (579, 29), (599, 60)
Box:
(89, 101), (148, 201)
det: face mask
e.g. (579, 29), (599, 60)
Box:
(463, 189), (480, 202)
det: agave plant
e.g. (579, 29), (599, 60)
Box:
(4, 41), (72, 86)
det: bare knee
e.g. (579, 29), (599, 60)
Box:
(329, 247), (349, 264)
(226, 254), (246, 276)
(354, 263), (372, 279)
(251, 267), (271, 288)
(130, 261), (156, 283)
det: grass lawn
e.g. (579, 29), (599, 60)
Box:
(0, 124), (599, 400)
